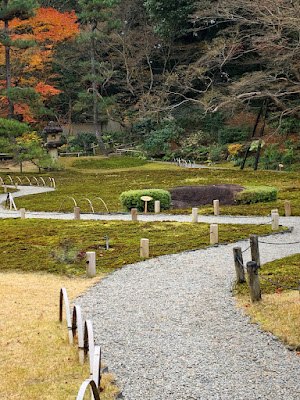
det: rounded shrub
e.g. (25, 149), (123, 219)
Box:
(120, 189), (171, 212)
(234, 186), (278, 204)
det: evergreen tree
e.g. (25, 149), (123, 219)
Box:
(144, 0), (197, 41)
(0, 0), (39, 118)
(77, 0), (119, 155)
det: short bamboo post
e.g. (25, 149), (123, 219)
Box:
(86, 252), (96, 278)
(246, 261), (261, 302)
(191, 207), (198, 223)
(233, 247), (246, 283)
(271, 211), (279, 231)
(74, 206), (80, 220)
(3, 185), (7, 193)
(154, 200), (160, 214)
(284, 200), (291, 217)
(20, 208), (26, 219)
(131, 208), (138, 221)
(213, 199), (220, 216)
(210, 224), (218, 245)
(140, 238), (149, 258)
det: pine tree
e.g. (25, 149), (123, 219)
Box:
(0, 0), (39, 118)
(77, 0), (119, 155)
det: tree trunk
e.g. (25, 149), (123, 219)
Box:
(90, 26), (107, 155)
(4, 18), (14, 119)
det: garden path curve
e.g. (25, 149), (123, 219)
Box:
(1, 185), (300, 399)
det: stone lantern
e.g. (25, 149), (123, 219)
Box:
(44, 121), (63, 160)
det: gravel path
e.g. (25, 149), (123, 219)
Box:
(76, 219), (300, 400)
(1, 185), (299, 399)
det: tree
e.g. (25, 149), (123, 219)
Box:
(0, 0), (39, 118)
(144, 0), (197, 41)
(0, 6), (79, 123)
(77, 0), (120, 155)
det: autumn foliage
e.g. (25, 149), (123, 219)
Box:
(0, 7), (79, 122)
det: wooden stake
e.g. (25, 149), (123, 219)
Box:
(86, 251), (96, 278)
(271, 212), (279, 231)
(233, 247), (246, 283)
(131, 208), (138, 221)
(140, 238), (149, 258)
(210, 224), (218, 245)
(213, 199), (220, 216)
(192, 207), (198, 223)
(250, 234), (260, 268)
(246, 261), (261, 302)
(154, 200), (160, 213)
(74, 206), (80, 220)
(20, 208), (25, 219)
(284, 200), (291, 217)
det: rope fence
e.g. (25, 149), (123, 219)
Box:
(233, 236), (299, 300)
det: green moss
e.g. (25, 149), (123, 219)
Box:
(0, 219), (281, 276)
(1, 162), (299, 216)
(235, 185), (278, 204)
(71, 156), (148, 170)
(234, 253), (300, 295)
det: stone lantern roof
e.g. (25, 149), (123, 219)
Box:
(44, 121), (63, 149)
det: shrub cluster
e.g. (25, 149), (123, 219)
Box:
(235, 186), (278, 204)
(120, 189), (171, 212)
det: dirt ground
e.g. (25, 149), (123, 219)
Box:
(170, 184), (244, 208)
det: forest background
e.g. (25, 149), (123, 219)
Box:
(1, 0), (300, 170)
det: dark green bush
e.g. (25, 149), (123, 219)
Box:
(120, 189), (171, 212)
(235, 186), (278, 204)
(218, 126), (249, 145)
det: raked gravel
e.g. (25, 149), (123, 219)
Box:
(76, 219), (300, 400)
(1, 185), (299, 399)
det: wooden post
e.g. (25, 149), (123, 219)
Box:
(154, 200), (160, 213)
(271, 211), (279, 231)
(213, 199), (220, 216)
(210, 224), (218, 245)
(233, 247), (246, 283)
(20, 208), (26, 219)
(131, 208), (138, 221)
(250, 234), (260, 268)
(86, 252), (96, 278)
(140, 238), (149, 258)
(246, 261), (261, 302)
(74, 206), (80, 220)
(284, 200), (291, 217)
(192, 207), (198, 223)
(3, 185), (7, 193)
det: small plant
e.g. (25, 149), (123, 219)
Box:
(120, 189), (171, 212)
(235, 186), (278, 204)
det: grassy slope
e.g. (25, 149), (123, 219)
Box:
(1, 159), (298, 215)
(235, 253), (300, 349)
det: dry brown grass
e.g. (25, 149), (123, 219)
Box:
(237, 291), (300, 349)
(0, 272), (119, 399)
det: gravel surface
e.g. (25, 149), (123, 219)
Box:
(76, 220), (300, 400)
(1, 185), (299, 399)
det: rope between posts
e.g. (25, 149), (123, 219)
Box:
(241, 245), (251, 253)
(257, 274), (299, 290)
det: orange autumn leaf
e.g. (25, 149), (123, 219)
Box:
(35, 82), (61, 100)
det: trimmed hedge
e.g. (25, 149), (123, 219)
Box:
(120, 189), (171, 212)
(235, 186), (278, 204)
